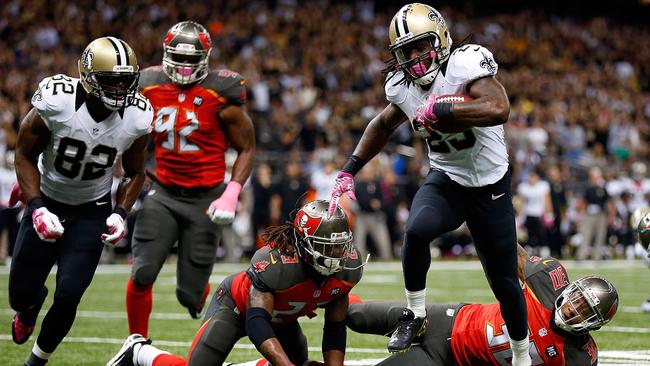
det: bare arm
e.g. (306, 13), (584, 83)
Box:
(248, 287), (293, 366)
(351, 103), (408, 171)
(15, 108), (50, 202)
(458, 76), (510, 127)
(323, 295), (349, 366)
(115, 134), (148, 213)
(220, 105), (255, 184)
(433, 76), (510, 134)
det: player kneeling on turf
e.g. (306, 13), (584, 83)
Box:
(108, 200), (365, 366)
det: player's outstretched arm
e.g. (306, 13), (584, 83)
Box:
(116, 134), (148, 213)
(328, 104), (407, 216)
(449, 76), (510, 129)
(350, 103), (408, 171)
(322, 294), (349, 366)
(15, 108), (51, 203)
(246, 287), (294, 366)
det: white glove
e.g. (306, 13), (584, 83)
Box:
(32, 207), (64, 242)
(101, 213), (126, 246)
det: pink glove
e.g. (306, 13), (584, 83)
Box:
(8, 182), (24, 207)
(101, 213), (126, 246)
(328, 172), (356, 218)
(415, 93), (439, 122)
(412, 94), (439, 138)
(32, 207), (64, 242)
(207, 181), (242, 224)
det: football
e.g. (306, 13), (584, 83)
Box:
(436, 94), (474, 103)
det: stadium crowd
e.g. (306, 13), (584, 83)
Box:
(0, 0), (648, 262)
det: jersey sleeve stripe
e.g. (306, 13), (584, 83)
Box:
(204, 88), (226, 104)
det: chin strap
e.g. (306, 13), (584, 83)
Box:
(343, 253), (370, 271)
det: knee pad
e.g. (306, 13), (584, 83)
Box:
(132, 265), (160, 286)
(176, 288), (202, 310)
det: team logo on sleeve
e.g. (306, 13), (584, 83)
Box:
(549, 267), (569, 290)
(330, 287), (340, 297)
(479, 52), (497, 73)
(582, 339), (598, 364)
(253, 260), (270, 273)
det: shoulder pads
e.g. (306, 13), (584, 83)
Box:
(201, 69), (248, 106)
(247, 246), (304, 292)
(446, 44), (498, 85)
(139, 66), (170, 90)
(31, 74), (79, 127)
(123, 92), (154, 136)
(384, 71), (409, 105)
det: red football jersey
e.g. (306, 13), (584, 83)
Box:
(451, 257), (599, 366)
(451, 287), (568, 365)
(229, 246), (363, 325)
(139, 67), (247, 188)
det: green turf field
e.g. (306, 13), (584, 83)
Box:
(1, 259), (649, 365)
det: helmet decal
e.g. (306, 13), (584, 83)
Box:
(295, 210), (323, 237)
(81, 49), (94, 69)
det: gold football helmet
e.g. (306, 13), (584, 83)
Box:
(78, 37), (139, 110)
(388, 3), (452, 85)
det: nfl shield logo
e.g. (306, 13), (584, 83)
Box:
(178, 93), (186, 102)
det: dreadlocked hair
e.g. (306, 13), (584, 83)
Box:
(382, 33), (475, 87)
(263, 222), (297, 256)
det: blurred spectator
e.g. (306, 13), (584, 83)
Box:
(353, 165), (392, 261)
(546, 165), (568, 258)
(576, 168), (615, 260)
(517, 171), (552, 257)
(271, 160), (309, 225)
(1, 1), (649, 261)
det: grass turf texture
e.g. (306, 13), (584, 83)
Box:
(0, 260), (649, 365)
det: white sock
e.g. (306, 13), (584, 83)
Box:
(405, 289), (427, 318)
(510, 337), (532, 366)
(32, 342), (52, 360)
(136, 344), (169, 366)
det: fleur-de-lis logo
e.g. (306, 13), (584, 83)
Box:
(479, 52), (496, 74)
(82, 49), (94, 69)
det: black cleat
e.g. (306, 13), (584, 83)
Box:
(387, 308), (427, 353)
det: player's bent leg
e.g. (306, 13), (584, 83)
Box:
(9, 217), (57, 341)
(466, 172), (530, 365)
(187, 306), (245, 366)
(36, 212), (105, 356)
(347, 301), (406, 336)
(177, 197), (219, 318)
(129, 195), (179, 336)
(377, 346), (434, 366)
(389, 170), (464, 353)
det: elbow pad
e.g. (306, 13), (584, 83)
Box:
(322, 320), (347, 352)
(246, 307), (276, 349)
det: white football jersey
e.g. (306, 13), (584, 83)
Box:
(385, 44), (508, 187)
(31, 74), (153, 205)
